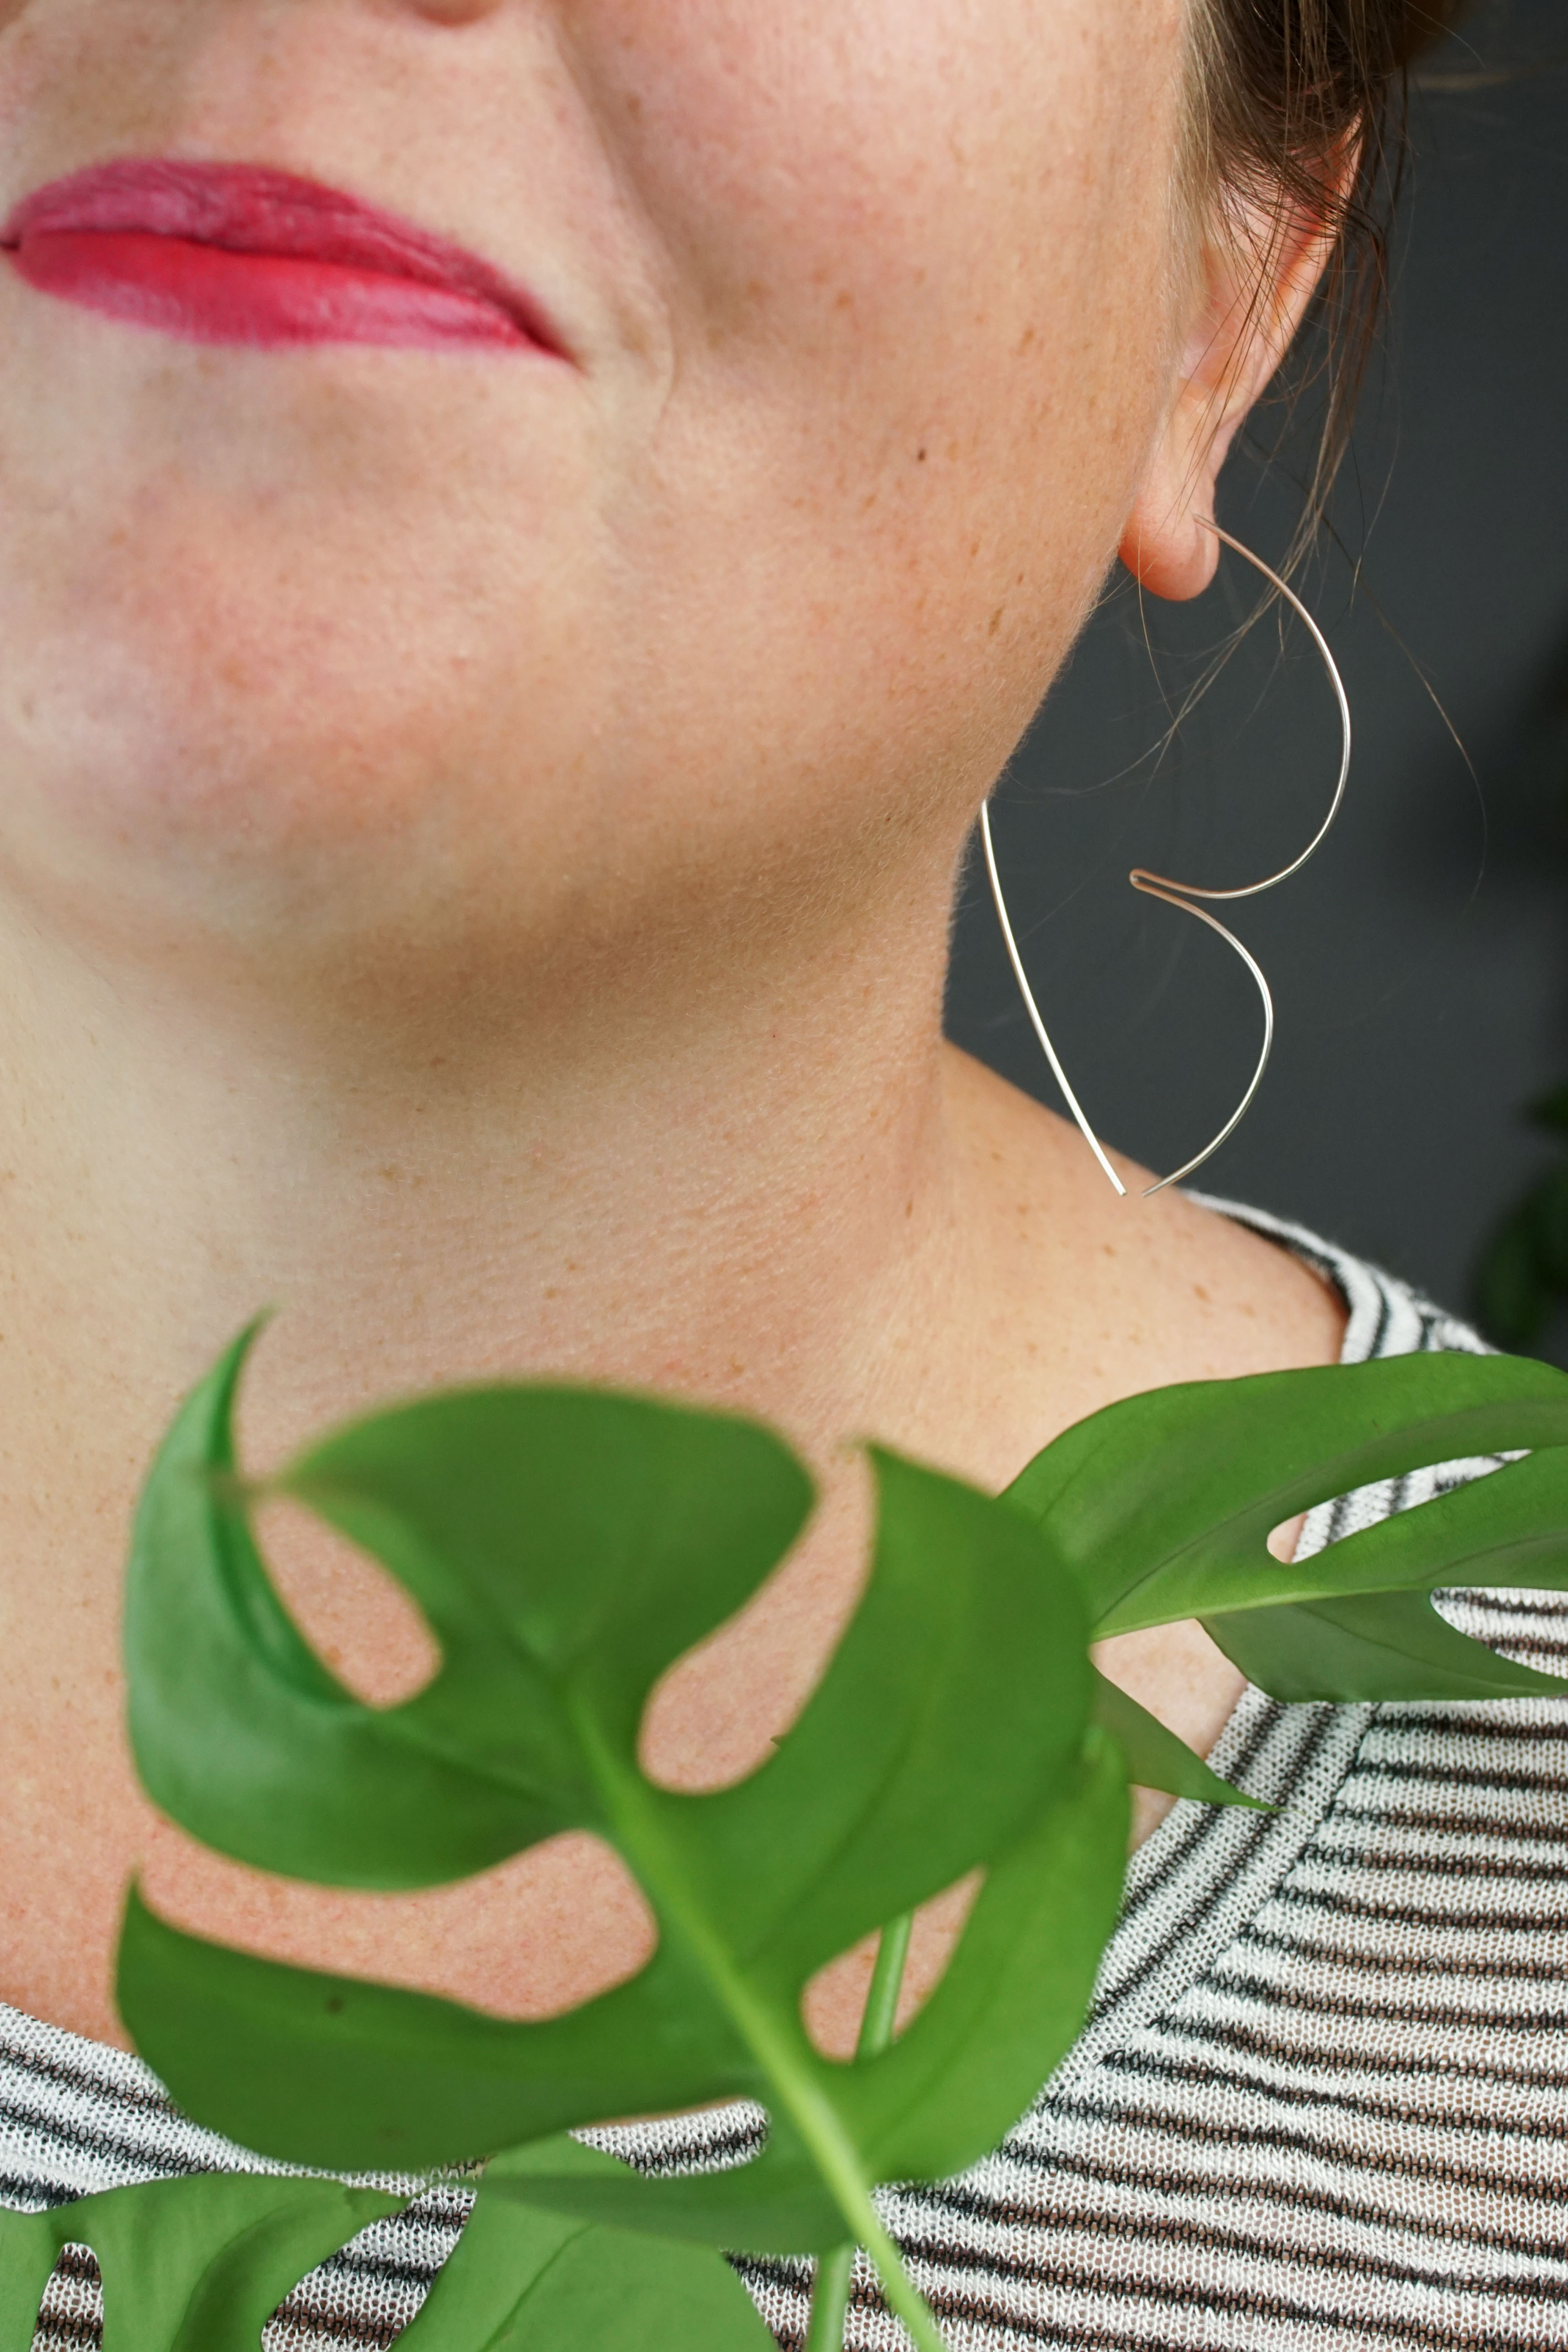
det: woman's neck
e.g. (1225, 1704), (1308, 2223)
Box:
(0, 845), (1350, 2049)
(0, 853), (978, 1519)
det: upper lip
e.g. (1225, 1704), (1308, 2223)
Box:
(0, 157), (572, 359)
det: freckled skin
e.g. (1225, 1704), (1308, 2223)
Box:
(0, 0), (1188, 992)
(0, 0), (1343, 2054)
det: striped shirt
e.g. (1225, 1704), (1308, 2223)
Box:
(5, 1202), (1567, 2352)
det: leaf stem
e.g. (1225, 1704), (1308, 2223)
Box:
(803, 1913), (920, 2352)
(856, 1913), (914, 2062)
(805, 2245), (857, 2352)
(583, 1720), (946, 2352)
(799, 2085), (946, 2352)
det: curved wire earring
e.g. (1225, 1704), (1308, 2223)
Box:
(980, 521), (1352, 1200)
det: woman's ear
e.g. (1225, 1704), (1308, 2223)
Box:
(1119, 176), (1348, 602)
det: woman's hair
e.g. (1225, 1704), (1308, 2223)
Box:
(1195, 0), (1468, 515)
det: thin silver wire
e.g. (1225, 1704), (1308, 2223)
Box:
(980, 522), (1352, 1200)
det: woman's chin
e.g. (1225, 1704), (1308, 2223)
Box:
(0, 537), (599, 979)
(0, 668), (469, 991)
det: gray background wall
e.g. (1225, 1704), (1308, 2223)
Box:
(945, 0), (1568, 1323)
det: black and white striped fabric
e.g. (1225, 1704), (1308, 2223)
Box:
(6, 1203), (1568, 2352)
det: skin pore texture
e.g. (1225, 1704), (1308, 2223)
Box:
(0, 0), (1344, 2059)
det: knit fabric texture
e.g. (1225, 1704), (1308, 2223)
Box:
(4, 1202), (1565, 2351)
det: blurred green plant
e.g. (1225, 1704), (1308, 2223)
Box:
(8, 1334), (1568, 2350)
(0, 2152), (776, 2352)
(0, 2175), (405, 2352)
(1476, 1082), (1568, 1352)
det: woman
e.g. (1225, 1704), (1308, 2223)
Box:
(4, 1), (1557, 2346)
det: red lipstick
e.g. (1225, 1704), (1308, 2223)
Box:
(0, 160), (568, 357)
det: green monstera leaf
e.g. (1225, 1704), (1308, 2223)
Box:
(1089, 1670), (1271, 1809)
(114, 1328), (1568, 2352)
(0, 2173), (403, 2352)
(1004, 1350), (1568, 1699)
(119, 1328), (1125, 2352)
(0, 2153), (774, 2352)
(393, 2142), (776, 2352)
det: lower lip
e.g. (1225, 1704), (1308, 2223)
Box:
(8, 227), (533, 351)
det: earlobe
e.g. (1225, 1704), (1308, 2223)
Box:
(1119, 327), (1259, 597)
(1118, 450), (1227, 603)
(1118, 177), (1348, 605)
(1117, 321), (1264, 602)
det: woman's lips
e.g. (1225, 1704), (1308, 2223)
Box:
(0, 159), (569, 357)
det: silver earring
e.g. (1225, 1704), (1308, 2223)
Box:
(980, 522), (1352, 1200)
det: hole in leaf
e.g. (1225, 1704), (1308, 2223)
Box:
(272, 2204), (429, 2343)
(252, 1495), (441, 1708)
(1268, 1512), (1306, 1564)
(583, 2100), (770, 2163)
(138, 1829), (658, 2023)
(801, 1871), (984, 2062)
(38, 2243), (102, 2346)
(638, 1462), (868, 1793)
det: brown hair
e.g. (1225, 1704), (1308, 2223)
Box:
(1196, 0), (1468, 519)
